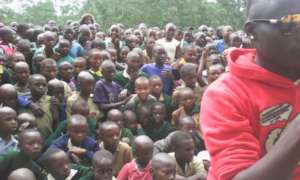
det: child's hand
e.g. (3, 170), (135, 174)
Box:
(70, 153), (81, 164)
(162, 70), (173, 79)
(118, 89), (128, 101)
(50, 96), (60, 107)
(30, 103), (44, 117)
(69, 146), (87, 155)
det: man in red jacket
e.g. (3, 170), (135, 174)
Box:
(201, 0), (300, 180)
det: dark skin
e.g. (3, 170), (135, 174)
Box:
(135, 80), (151, 102)
(93, 157), (113, 180)
(28, 75), (47, 117)
(78, 72), (95, 99)
(7, 168), (36, 180)
(73, 58), (87, 76)
(19, 130), (43, 160)
(59, 63), (73, 83)
(150, 77), (163, 100)
(152, 154), (176, 180)
(14, 62), (30, 87)
(40, 61), (57, 81)
(0, 107), (17, 141)
(17, 113), (37, 132)
(123, 111), (138, 135)
(100, 124), (120, 153)
(232, 1), (300, 180)
(153, 46), (173, 79)
(152, 104), (166, 128)
(135, 136), (153, 169)
(46, 151), (71, 180)
(0, 84), (18, 109)
(179, 89), (196, 114)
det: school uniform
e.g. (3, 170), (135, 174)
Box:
(56, 55), (74, 66)
(124, 94), (157, 112)
(117, 159), (152, 180)
(146, 121), (173, 142)
(93, 79), (122, 105)
(0, 136), (18, 155)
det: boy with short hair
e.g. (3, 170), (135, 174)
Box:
(169, 131), (207, 179)
(17, 113), (37, 132)
(151, 153), (176, 180)
(0, 107), (18, 155)
(123, 110), (145, 137)
(49, 114), (99, 166)
(14, 61), (30, 97)
(55, 39), (74, 66)
(0, 83), (18, 109)
(58, 62), (76, 91)
(8, 168), (36, 180)
(87, 48), (103, 81)
(117, 135), (153, 180)
(98, 121), (133, 176)
(0, 129), (43, 179)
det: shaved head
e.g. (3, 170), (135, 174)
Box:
(152, 153), (176, 170)
(8, 168), (36, 180)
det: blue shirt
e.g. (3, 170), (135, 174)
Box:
(215, 39), (225, 53)
(141, 63), (173, 95)
(0, 136), (18, 155)
(70, 42), (84, 58)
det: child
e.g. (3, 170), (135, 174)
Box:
(114, 51), (145, 94)
(116, 46), (130, 71)
(151, 153), (176, 180)
(49, 114), (99, 166)
(0, 129), (43, 179)
(58, 62), (75, 90)
(107, 48), (118, 64)
(207, 63), (225, 85)
(71, 57), (87, 90)
(143, 38), (156, 64)
(33, 31), (56, 58)
(14, 61), (30, 97)
(87, 48), (103, 81)
(7, 51), (26, 84)
(80, 149), (116, 180)
(0, 26), (16, 57)
(172, 88), (200, 134)
(55, 39), (74, 66)
(106, 109), (134, 145)
(93, 60), (128, 113)
(141, 45), (173, 95)
(98, 121), (133, 176)
(17, 112), (37, 132)
(0, 83), (18, 109)
(117, 135), (153, 180)
(124, 77), (157, 112)
(0, 107), (18, 155)
(149, 75), (173, 121)
(173, 45), (198, 70)
(8, 168), (36, 180)
(123, 110), (145, 137)
(136, 105), (152, 130)
(169, 131), (207, 179)
(147, 102), (173, 142)
(67, 71), (101, 121)
(39, 148), (89, 180)
(47, 79), (65, 124)
(173, 63), (205, 107)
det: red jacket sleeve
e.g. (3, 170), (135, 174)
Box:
(200, 79), (262, 180)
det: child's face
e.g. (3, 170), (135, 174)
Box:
(101, 126), (120, 151)
(49, 84), (64, 103)
(89, 52), (102, 70)
(20, 132), (43, 159)
(108, 50), (117, 62)
(102, 66), (116, 82)
(135, 82), (150, 101)
(154, 47), (167, 65)
(68, 123), (88, 145)
(179, 121), (196, 135)
(231, 37), (242, 48)
(146, 38), (155, 50)
(182, 71), (197, 89)
(58, 41), (70, 56)
(184, 32), (193, 43)
(64, 29), (74, 41)
(166, 27), (175, 40)
(0, 110), (17, 135)
(150, 78), (163, 96)
(208, 64), (225, 84)
(59, 64), (73, 81)
(80, 78), (94, 96)
(110, 27), (119, 39)
(30, 77), (47, 97)
(153, 163), (176, 180)
(184, 48), (197, 64)
(15, 66), (30, 83)
(180, 90), (195, 111)
(0, 89), (17, 109)
(44, 35), (56, 48)
(48, 152), (71, 179)
(42, 64), (57, 80)
(138, 108), (151, 127)
(175, 138), (195, 164)
(93, 159), (113, 180)
(73, 60), (86, 76)
(11, 54), (25, 68)
(124, 116), (138, 133)
(136, 143), (153, 167)
(120, 49), (129, 61)
(152, 105), (166, 125)
(107, 114), (124, 128)
(126, 56), (140, 71)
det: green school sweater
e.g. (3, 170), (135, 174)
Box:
(0, 151), (43, 179)
(146, 121), (174, 142)
(114, 71), (147, 94)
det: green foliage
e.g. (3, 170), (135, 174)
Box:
(0, 0), (247, 30)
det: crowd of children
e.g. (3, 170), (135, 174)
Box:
(0, 13), (250, 180)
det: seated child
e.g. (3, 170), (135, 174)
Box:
(54, 39), (74, 66)
(173, 63), (205, 107)
(123, 110), (145, 137)
(172, 87), (200, 135)
(8, 168), (36, 180)
(124, 76), (157, 112)
(39, 148), (89, 180)
(0, 129), (43, 179)
(93, 60), (128, 114)
(71, 57), (87, 90)
(98, 121), (133, 176)
(136, 105), (153, 131)
(117, 135), (153, 180)
(58, 62), (76, 91)
(149, 75), (173, 121)
(153, 116), (205, 156)
(17, 113), (37, 132)
(67, 71), (101, 121)
(49, 114), (99, 166)
(81, 149), (116, 180)
(151, 153), (176, 180)
(45, 99), (98, 147)
(87, 48), (103, 81)
(169, 131), (207, 179)
(106, 109), (134, 145)
(0, 107), (18, 155)
(114, 51), (145, 94)
(147, 102), (173, 142)
(14, 61), (31, 97)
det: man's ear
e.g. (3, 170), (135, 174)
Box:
(244, 21), (256, 40)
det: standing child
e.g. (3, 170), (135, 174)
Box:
(0, 26), (16, 57)
(0, 129), (43, 179)
(49, 114), (99, 166)
(117, 135), (153, 180)
(123, 110), (145, 137)
(47, 79), (65, 124)
(58, 62), (76, 91)
(0, 107), (18, 155)
(87, 48), (103, 81)
(55, 39), (74, 66)
(71, 57), (87, 90)
(14, 62), (30, 97)
(98, 121), (133, 176)
(116, 46), (130, 71)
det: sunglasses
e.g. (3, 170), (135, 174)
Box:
(248, 13), (300, 35)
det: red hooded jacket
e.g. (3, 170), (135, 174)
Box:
(201, 48), (300, 180)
